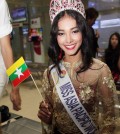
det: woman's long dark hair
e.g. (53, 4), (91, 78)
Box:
(105, 32), (120, 72)
(107, 32), (120, 50)
(48, 10), (93, 74)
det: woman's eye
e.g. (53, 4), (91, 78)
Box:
(58, 33), (64, 36)
(73, 30), (79, 33)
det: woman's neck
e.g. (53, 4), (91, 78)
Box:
(63, 52), (82, 64)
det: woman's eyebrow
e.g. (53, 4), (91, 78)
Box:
(58, 26), (78, 31)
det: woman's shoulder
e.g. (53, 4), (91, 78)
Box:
(92, 58), (105, 66)
(43, 66), (56, 84)
(42, 68), (53, 87)
(91, 58), (110, 72)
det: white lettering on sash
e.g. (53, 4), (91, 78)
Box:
(59, 82), (96, 133)
(50, 65), (97, 134)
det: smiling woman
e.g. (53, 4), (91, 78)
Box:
(57, 14), (83, 61)
(37, 0), (120, 134)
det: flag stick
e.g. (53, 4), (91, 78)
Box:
(30, 74), (53, 107)
(30, 74), (43, 100)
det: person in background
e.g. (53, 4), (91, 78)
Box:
(37, 0), (119, 133)
(104, 32), (120, 84)
(0, 0), (21, 111)
(85, 7), (99, 58)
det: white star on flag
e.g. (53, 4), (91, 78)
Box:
(14, 68), (24, 79)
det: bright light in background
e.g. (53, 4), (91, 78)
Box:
(92, 21), (99, 29)
(101, 0), (116, 2)
(100, 18), (120, 28)
(88, 1), (96, 7)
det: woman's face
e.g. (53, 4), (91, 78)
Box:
(57, 14), (82, 57)
(111, 35), (119, 49)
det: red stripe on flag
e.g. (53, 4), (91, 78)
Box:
(12, 69), (31, 87)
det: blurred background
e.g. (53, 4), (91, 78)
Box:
(0, 0), (120, 133)
(6, 0), (120, 63)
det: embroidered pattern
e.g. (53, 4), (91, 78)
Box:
(79, 83), (94, 103)
(103, 75), (116, 91)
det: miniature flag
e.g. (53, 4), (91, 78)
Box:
(6, 57), (31, 87)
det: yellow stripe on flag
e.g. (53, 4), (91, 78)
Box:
(6, 57), (25, 76)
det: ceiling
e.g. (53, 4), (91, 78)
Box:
(6, 0), (120, 11)
(7, 0), (50, 6)
(88, 0), (120, 11)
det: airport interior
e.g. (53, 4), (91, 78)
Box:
(0, 0), (120, 133)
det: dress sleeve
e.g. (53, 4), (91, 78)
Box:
(0, 0), (12, 38)
(41, 69), (53, 104)
(40, 69), (53, 134)
(98, 64), (120, 133)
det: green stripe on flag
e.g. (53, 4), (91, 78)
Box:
(9, 63), (28, 81)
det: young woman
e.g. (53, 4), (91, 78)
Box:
(38, 0), (119, 133)
(104, 32), (120, 84)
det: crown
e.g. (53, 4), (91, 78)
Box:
(49, 0), (86, 23)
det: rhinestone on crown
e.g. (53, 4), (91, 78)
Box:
(49, 0), (85, 23)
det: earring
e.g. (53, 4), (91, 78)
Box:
(58, 49), (62, 60)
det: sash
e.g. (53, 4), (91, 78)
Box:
(50, 63), (97, 134)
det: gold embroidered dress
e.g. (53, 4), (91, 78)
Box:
(41, 58), (120, 134)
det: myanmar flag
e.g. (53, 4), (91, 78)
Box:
(6, 57), (31, 87)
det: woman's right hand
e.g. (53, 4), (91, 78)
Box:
(38, 101), (52, 124)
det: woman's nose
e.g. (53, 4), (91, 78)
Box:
(66, 33), (72, 43)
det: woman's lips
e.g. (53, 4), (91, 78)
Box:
(65, 44), (76, 50)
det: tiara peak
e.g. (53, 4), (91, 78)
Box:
(49, 0), (86, 23)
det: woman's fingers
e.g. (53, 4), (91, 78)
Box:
(38, 110), (52, 124)
(39, 101), (48, 109)
(39, 107), (51, 117)
(38, 100), (52, 124)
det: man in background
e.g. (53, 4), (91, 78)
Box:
(0, 0), (21, 111)
(85, 7), (100, 58)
